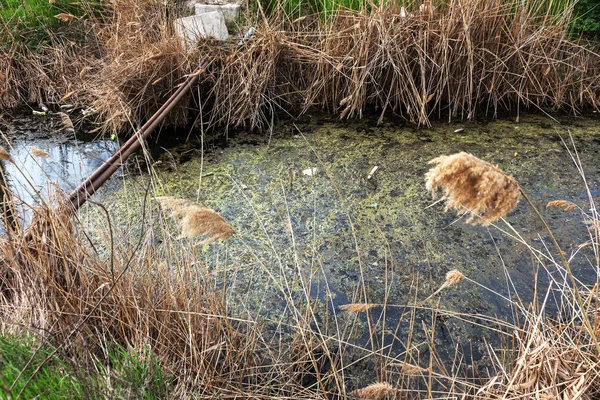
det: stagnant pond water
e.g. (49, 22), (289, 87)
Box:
(2, 113), (600, 383)
(0, 116), (117, 225)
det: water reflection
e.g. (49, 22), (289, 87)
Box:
(1, 138), (118, 220)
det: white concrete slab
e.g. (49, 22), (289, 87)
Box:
(195, 3), (240, 23)
(174, 12), (229, 45)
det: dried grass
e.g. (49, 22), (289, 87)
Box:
(477, 313), (600, 399)
(426, 152), (520, 225)
(2, 0), (600, 133)
(0, 195), (259, 397)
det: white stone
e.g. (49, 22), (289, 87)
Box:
(302, 167), (317, 176)
(174, 12), (229, 44)
(195, 3), (240, 24)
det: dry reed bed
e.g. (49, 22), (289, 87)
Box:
(0, 200), (254, 396)
(204, 2), (600, 129)
(2, 0), (600, 133)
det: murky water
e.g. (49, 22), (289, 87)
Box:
(87, 114), (600, 377)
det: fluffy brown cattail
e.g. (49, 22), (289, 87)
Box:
(155, 196), (235, 244)
(350, 382), (395, 400)
(0, 146), (13, 162)
(339, 303), (377, 313)
(547, 200), (576, 211)
(420, 269), (465, 304)
(30, 147), (50, 158)
(425, 152), (520, 225)
(57, 112), (75, 134)
(444, 269), (465, 287)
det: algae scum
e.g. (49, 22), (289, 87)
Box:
(99, 114), (600, 373)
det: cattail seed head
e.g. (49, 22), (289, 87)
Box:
(339, 303), (377, 313)
(444, 269), (464, 287)
(426, 152), (520, 225)
(155, 196), (235, 244)
(547, 200), (576, 211)
(30, 147), (50, 158)
(0, 146), (13, 162)
(350, 382), (395, 400)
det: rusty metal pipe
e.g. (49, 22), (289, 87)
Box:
(68, 72), (201, 211)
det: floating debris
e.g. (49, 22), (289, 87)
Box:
(155, 196), (235, 243)
(302, 167), (317, 176)
(339, 303), (377, 313)
(367, 165), (379, 180)
(453, 128), (464, 133)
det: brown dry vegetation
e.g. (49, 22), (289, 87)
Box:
(1, 0), (600, 134)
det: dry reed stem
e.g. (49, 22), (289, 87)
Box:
(426, 152), (520, 225)
(350, 382), (395, 399)
(420, 269), (465, 304)
(155, 196), (235, 243)
(478, 315), (600, 399)
(393, 361), (426, 376)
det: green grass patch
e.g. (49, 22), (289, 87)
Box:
(0, 334), (82, 400)
(0, 0), (87, 27)
(96, 345), (172, 399)
(0, 334), (171, 400)
(572, 0), (600, 37)
(0, 0), (99, 48)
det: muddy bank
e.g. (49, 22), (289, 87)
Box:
(83, 113), (600, 377)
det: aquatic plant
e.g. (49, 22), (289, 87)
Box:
(425, 152), (520, 225)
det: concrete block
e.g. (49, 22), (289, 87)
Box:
(195, 3), (240, 24)
(174, 12), (229, 45)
